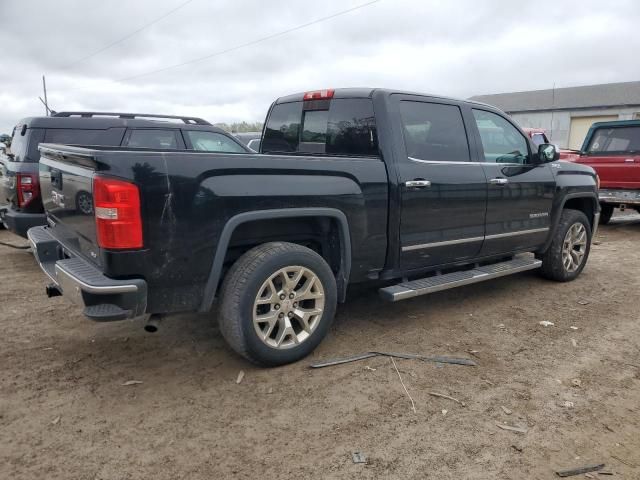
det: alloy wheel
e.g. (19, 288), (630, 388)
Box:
(562, 222), (587, 273)
(253, 266), (325, 349)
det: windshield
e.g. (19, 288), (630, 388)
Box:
(586, 126), (640, 153)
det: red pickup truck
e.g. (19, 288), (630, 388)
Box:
(522, 128), (579, 161)
(569, 120), (640, 224)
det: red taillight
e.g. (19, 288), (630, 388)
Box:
(93, 176), (143, 250)
(303, 89), (334, 101)
(16, 173), (39, 208)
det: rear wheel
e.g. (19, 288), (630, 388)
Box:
(218, 242), (337, 366)
(599, 204), (614, 225)
(540, 209), (591, 282)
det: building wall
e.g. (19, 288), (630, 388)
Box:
(510, 106), (640, 148)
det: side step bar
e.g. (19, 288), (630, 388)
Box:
(379, 256), (542, 302)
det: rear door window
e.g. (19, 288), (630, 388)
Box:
(44, 127), (125, 146)
(262, 98), (378, 156)
(184, 131), (246, 153)
(399, 101), (470, 162)
(125, 129), (179, 149)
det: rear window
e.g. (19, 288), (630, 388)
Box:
(262, 98), (378, 157)
(586, 126), (640, 153)
(6, 126), (43, 163)
(530, 133), (547, 146)
(44, 127), (125, 146)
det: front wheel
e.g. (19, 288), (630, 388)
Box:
(540, 209), (592, 282)
(218, 242), (337, 366)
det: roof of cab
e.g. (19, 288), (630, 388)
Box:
(274, 87), (498, 109)
(588, 119), (640, 129)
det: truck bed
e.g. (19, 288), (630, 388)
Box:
(37, 144), (389, 313)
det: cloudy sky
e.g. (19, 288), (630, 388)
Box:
(1, 0), (639, 133)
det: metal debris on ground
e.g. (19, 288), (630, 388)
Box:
(554, 463), (604, 477)
(428, 392), (465, 406)
(236, 370), (245, 384)
(539, 321), (555, 327)
(121, 380), (143, 386)
(309, 351), (476, 369)
(496, 423), (528, 434)
(352, 452), (367, 464)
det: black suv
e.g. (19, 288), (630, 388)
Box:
(0, 112), (249, 237)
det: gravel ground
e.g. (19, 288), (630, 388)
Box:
(1, 213), (639, 479)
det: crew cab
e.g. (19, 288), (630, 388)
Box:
(28, 88), (600, 366)
(568, 120), (640, 224)
(0, 112), (249, 237)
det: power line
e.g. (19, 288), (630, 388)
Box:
(62, 0), (196, 69)
(99, 0), (381, 85)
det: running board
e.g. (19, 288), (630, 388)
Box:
(379, 256), (542, 302)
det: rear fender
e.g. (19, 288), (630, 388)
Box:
(199, 208), (351, 311)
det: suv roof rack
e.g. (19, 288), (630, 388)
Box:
(52, 111), (211, 125)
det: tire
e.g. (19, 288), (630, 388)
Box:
(217, 242), (337, 366)
(540, 209), (591, 282)
(599, 204), (614, 225)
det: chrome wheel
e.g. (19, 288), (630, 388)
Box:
(253, 266), (325, 349)
(562, 222), (587, 273)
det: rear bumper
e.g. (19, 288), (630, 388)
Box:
(0, 206), (46, 238)
(599, 189), (640, 206)
(27, 226), (147, 321)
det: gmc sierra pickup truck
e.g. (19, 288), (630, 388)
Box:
(28, 88), (600, 366)
(567, 120), (640, 224)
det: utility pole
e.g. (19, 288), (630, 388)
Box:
(42, 75), (50, 116)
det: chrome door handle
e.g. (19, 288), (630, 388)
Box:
(405, 180), (431, 188)
(489, 178), (509, 185)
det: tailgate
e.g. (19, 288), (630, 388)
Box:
(577, 154), (640, 189)
(38, 145), (101, 263)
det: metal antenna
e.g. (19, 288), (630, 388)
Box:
(550, 81), (556, 141)
(42, 75), (50, 116)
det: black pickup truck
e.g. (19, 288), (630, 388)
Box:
(28, 88), (600, 366)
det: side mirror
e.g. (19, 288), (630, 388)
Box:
(537, 143), (559, 163)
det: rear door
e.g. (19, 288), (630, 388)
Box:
(394, 97), (488, 269)
(578, 125), (640, 189)
(469, 108), (555, 256)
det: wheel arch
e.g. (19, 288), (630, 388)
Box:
(199, 208), (352, 311)
(541, 192), (599, 253)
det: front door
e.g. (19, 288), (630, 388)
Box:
(469, 108), (555, 256)
(396, 98), (487, 270)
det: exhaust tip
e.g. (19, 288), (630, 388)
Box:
(144, 314), (162, 333)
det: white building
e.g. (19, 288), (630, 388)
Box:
(470, 81), (640, 149)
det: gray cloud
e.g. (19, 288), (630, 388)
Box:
(1, 0), (639, 133)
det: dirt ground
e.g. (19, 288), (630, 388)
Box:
(1, 213), (639, 480)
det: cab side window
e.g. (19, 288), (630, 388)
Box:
(125, 129), (179, 149)
(399, 101), (470, 162)
(472, 110), (529, 164)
